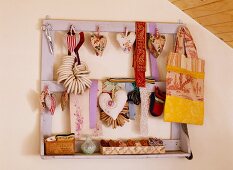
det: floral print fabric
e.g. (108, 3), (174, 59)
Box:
(90, 34), (107, 56)
(164, 26), (205, 125)
(148, 33), (166, 58)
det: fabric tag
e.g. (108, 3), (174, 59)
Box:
(139, 87), (150, 136)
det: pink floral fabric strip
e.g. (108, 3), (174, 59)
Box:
(139, 87), (150, 136)
(70, 94), (83, 138)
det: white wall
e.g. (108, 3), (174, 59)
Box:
(0, 0), (233, 170)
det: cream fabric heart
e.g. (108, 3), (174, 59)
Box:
(116, 32), (136, 53)
(148, 34), (166, 58)
(90, 34), (107, 56)
(99, 90), (127, 120)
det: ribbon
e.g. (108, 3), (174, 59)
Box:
(139, 87), (149, 136)
(74, 32), (85, 65)
(66, 28), (85, 65)
(66, 26), (77, 55)
(133, 22), (146, 87)
(89, 80), (98, 129)
(125, 83), (136, 120)
(70, 94), (83, 138)
(149, 23), (160, 81)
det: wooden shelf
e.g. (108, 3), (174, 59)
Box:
(41, 151), (190, 159)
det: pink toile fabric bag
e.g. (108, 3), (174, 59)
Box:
(164, 26), (205, 125)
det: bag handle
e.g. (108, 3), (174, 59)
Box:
(174, 26), (198, 59)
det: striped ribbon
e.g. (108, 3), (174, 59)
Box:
(66, 31), (85, 65)
(66, 34), (77, 54)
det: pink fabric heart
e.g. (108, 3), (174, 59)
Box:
(90, 34), (107, 56)
(116, 32), (135, 53)
(148, 33), (166, 58)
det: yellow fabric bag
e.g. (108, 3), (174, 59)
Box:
(164, 26), (205, 125)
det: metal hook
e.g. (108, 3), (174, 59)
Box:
(41, 23), (52, 31)
(178, 19), (183, 25)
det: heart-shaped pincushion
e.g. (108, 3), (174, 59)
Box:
(99, 90), (127, 120)
(116, 32), (136, 53)
(148, 34), (166, 58)
(90, 34), (107, 56)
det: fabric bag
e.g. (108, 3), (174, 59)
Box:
(164, 26), (205, 125)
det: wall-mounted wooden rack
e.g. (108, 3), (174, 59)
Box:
(40, 18), (192, 159)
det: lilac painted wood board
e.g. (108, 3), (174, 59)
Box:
(43, 19), (182, 34)
(41, 151), (190, 159)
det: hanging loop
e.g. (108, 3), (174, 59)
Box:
(155, 25), (160, 38)
(97, 26), (100, 37)
(125, 27), (128, 36)
(69, 25), (76, 35)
